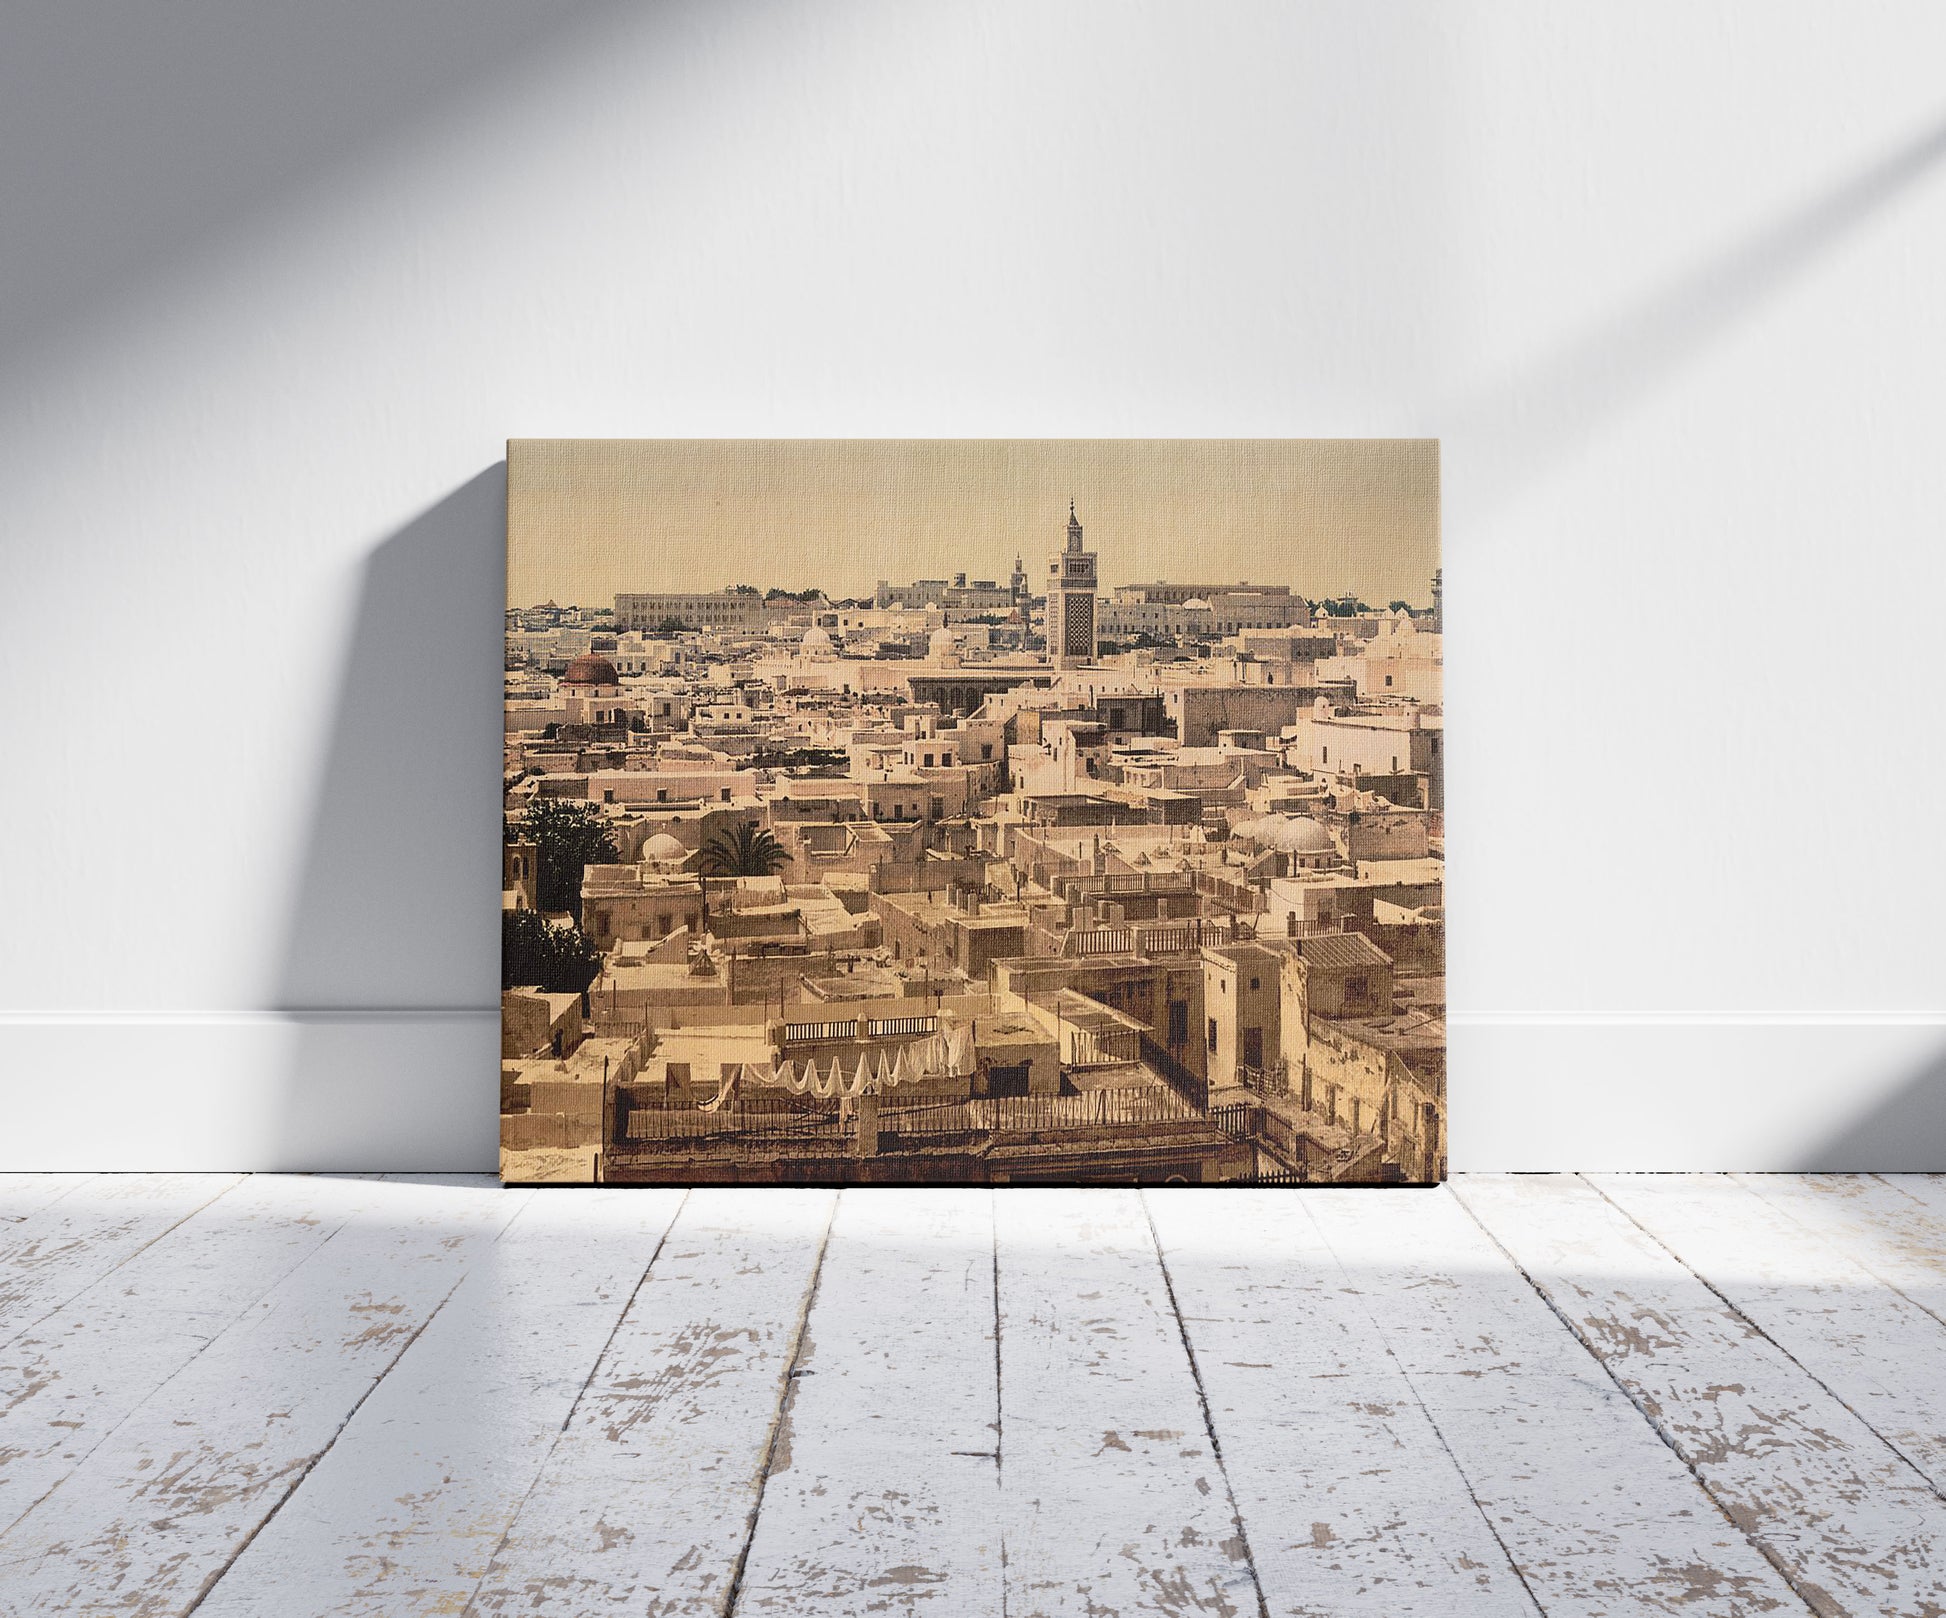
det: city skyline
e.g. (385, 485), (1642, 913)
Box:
(507, 439), (1439, 608)
(504, 438), (1443, 1190)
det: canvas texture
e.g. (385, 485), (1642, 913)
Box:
(502, 440), (1443, 1186)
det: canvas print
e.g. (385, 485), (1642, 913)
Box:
(502, 440), (1444, 1185)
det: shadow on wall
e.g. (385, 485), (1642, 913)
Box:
(270, 465), (507, 1171)
(0, 1), (640, 377)
(1794, 1048), (1946, 1173)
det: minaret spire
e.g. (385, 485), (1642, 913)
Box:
(1049, 497), (1097, 668)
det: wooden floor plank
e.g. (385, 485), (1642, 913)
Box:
(1309, 1186), (1807, 1616)
(1146, 1188), (1540, 1616)
(0, 1173), (96, 1222)
(188, 1186), (687, 1618)
(1878, 1175), (1946, 1219)
(1734, 1175), (1946, 1325)
(463, 1187), (836, 1616)
(0, 1174), (409, 1537)
(732, 1189), (1003, 1615)
(1458, 1173), (1946, 1617)
(0, 1175), (527, 1616)
(0, 1173), (244, 1347)
(994, 1188), (1262, 1618)
(9, 1174), (1939, 1617)
(1594, 1173), (1946, 1500)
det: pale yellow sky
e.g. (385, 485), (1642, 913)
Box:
(507, 439), (1439, 608)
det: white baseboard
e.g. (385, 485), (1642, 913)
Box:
(1450, 1014), (1946, 1172)
(0, 1011), (499, 1173)
(1, 1011), (1940, 1173)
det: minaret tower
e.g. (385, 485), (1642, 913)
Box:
(1046, 498), (1099, 669)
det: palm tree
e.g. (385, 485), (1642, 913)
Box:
(697, 820), (790, 879)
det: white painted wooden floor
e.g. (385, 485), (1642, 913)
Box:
(2, 1176), (1944, 1616)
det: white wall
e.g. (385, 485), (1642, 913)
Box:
(5, 2), (1942, 1171)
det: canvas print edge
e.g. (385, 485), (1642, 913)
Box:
(500, 439), (1443, 1187)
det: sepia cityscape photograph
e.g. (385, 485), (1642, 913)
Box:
(502, 439), (1444, 1186)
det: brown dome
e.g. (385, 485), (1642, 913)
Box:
(561, 655), (619, 686)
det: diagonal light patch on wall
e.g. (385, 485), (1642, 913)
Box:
(1442, 110), (1946, 518)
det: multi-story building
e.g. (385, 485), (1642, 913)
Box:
(1283, 699), (1444, 810)
(874, 572), (1019, 611)
(1110, 581), (1300, 608)
(1202, 941), (1288, 1087)
(580, 865), (705, 949)
(614, 590), (824, 632)
(1099, 585), (1311, 640)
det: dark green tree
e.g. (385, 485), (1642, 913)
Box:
(502, 909), (602, 995)
(512, 800), (619, 918)
(1388, 599), (1412, 613)
(697, 820), (790, 878)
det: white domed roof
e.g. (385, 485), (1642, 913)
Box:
(800, 626), (836, 657)
(1181, 597), (1212, 610)
(1283, 817), (1336, 854)
(643, 832), (688, 862)
(929, 627), (960, 656)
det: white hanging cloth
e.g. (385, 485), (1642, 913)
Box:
(697, 1063), (742, 1113)
(748, 1028), (975, 1103)
(912, 1033), (944, 1079)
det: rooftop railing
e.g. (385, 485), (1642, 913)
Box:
(780, 1014), (940, 1045)
(1061, 915), (1238, 958)
(617, 1084), (1205, 1153)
